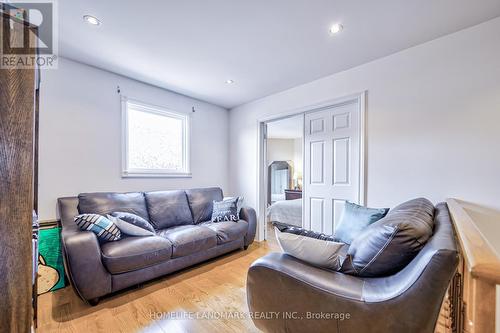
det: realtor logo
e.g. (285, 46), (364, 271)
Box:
(1, 0), (58, 69)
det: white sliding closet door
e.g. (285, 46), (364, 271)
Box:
(304, 99), (363, 234)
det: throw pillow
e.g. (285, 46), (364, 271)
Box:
(211, 198), (239, 222)
(334, 202), (389, 244)
(274, 226), (347, 270)
(274, 222), (337, 241)
(107, 214), (155, 237)
(110, 212), (155, 234)
(74, 214), (121, 242)
(341, 198), (435, 277)
(224, 196), (244, 216)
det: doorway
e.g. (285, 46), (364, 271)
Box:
(264, 115), (305, 243)
(257, 92), (366, 242)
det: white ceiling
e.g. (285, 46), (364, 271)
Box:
(58, 1), (500, 109)
(267, 115), (303, 139)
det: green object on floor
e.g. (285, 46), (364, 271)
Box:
(38, 227), (65, 294)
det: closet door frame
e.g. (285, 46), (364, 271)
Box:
(256, 91), (366, 241)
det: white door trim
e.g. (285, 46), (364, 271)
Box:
(256, 91), (367, 241)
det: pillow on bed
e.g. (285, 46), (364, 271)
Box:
(274, 223), (347, 270)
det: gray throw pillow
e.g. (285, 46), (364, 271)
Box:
(334, 202), (389, 244)
(224, 196), (244, 216)
(211, 198), (239, 222)
(109, 212), (155, 236)
(275, 227), (347, 270)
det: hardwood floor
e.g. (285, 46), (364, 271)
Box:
(37, 239), (279, 333)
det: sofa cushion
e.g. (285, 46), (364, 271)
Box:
(185, 187), (223, 224)
(157, 225), (217, 258)
(341, 198), (435, 277)
(201, 220), (248, 244)
(100, 236), (172, 274)
(78, 192), (149, 221)
(144, 190), (193, 229)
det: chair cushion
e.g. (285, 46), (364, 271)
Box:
(157, 225), (217, 258)
(144, 190), (193, 229)
(341, 198), (435, 277)
(100, 236), (172, 274)
(334, 202), (389, 244)
(78, 192), (150, 221)
(201, 220), (248, 244)
(185, 188), (223, 224)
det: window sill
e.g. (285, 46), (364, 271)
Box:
(122, 172), (192, 178)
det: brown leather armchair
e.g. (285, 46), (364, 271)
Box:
(246, 203), (458, 333)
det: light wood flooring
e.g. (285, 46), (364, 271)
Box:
(37, 238), (279, 333)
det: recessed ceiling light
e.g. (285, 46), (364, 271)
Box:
(83, 15), (101, 26)
(329, 23), (343, 34)
(225, 79), (235, 84)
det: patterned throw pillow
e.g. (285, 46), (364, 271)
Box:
(224, 196), (244, 216)
(273, 222), (337, 241)
(74, 214), (121, 242)
(211, 198), (239, 222)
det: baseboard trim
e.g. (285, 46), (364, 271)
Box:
(38, 219), (59, 229)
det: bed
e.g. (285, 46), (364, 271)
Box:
(267, 199), (302, 227)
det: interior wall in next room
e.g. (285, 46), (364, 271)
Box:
(267, 139), (295, 165)
(39, 58), (229, 221)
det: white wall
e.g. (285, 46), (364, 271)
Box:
(39, 58), (229, 221)
(293, 138), (303, 181)
(228, 17), (500, 215)
(267, 139), (295, 165)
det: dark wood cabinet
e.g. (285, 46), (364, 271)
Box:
(0, 10), (39, 332)
(285, 189), (302, 200)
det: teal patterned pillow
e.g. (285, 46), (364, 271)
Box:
(74, 214), (121, 242)
(335, 202), (389, 244)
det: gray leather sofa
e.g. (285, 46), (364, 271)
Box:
(247, 202), (458, 333)
(58, 187), (256, 304)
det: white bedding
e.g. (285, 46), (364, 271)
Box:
(267, 199), (302, 227)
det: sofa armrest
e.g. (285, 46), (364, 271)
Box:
(247, 252), (376, 332)
(61, 229), (111, 301)
(249, 252), (364, 300)
(240, 206), (257, 247)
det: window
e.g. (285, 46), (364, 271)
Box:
(122, 98), (191, 177)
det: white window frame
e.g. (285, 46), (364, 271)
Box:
(121, 96), (191, 178)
